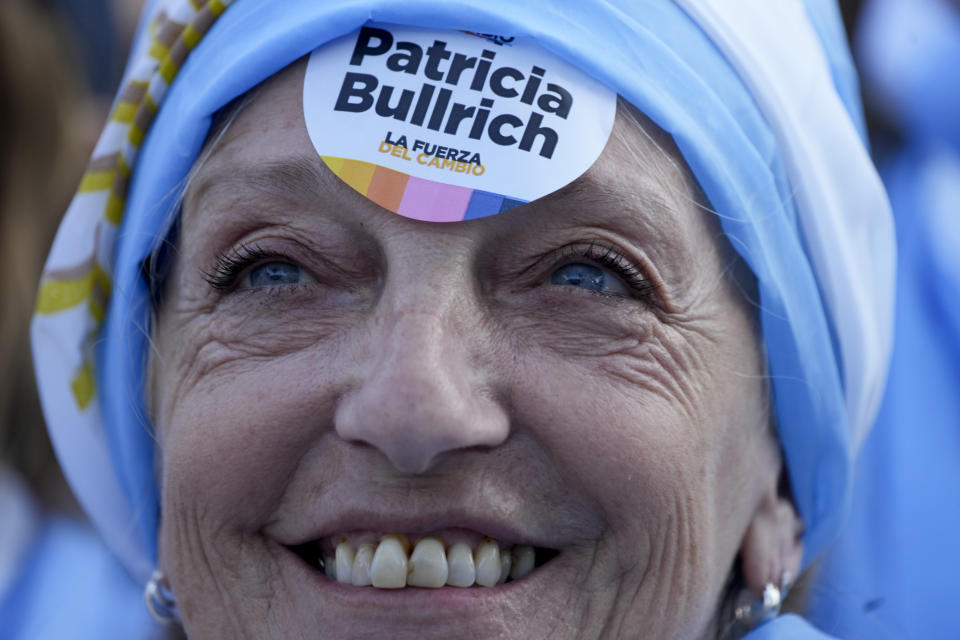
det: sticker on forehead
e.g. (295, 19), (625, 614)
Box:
(303, 23), (616, 222)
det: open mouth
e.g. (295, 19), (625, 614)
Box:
(290, 532), (559, 589)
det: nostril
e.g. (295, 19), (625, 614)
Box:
(333, 377), (510, 475)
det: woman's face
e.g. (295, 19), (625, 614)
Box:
(152, 61), (786, 639)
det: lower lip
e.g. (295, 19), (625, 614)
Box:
(276, 540), (563, 615)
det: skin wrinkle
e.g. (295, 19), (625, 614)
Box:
(593, 324), (712, 425)
(155, 258), (364, 428)
(171, 502), (244, 637)
(647, 514), (683, 638)
(639, 327), (718, 428)
(659, 506), (702, 637)
(605, 344), (731, 638)
(594, 534), (650, 640)
(169, 453), (303, 640)
(148, 59), (803, 639)
(601, 506), (679, 640)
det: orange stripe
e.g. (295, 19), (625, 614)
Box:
(366, 166), (410, 212)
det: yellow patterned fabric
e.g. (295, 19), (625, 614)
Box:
(30, 0), (234, 581)
(36, 0), (231, 410)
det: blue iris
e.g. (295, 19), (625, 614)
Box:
(248, 262), (303, 287)
(551, 263), (608, 292)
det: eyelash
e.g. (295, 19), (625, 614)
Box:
(204, 243), (285, 292)
(551, 242), (659, 301)
(204, 240), (658, 302)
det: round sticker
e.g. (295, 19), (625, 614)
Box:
(303, 23), (617, 222)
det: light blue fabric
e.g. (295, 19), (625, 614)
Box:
(808, 3), (960, 636)
(0, 516), (155, 640)
(101, 0), (853, 574)
(802, 0), (868, 143)
(809, 141), (960, 640)
(743, 614), (839, 640)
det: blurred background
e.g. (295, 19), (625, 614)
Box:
(815, 1), (960, 638)
(1, 0), (142, 516)
(1, 1), (154, 636)
(1, 0), (957, 638)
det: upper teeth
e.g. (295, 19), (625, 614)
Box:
(408, 537), (448, 587)
(320, 535), (539, 589)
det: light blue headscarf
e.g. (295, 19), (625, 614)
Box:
(809, 0), (960, 636)
(32, 0), (893, 607)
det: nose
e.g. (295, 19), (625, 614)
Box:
(334, 302), (510, 475)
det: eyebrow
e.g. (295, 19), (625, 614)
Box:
(554, 171), (676, 217)
(185, 155), (342, 211)
(537, 166), (689, 252)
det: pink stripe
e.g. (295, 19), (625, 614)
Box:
(396, 177), (472, 222)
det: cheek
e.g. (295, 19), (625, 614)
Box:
(508, 320), (713, 531)
(155, 348), (344, 631)
(507, 346), (719, 633)
(149, 245), (375, 530)
(151, 294), (355, 633)
(514, 359), (710, 521)
(151, 300), (352, 562)
(158, 346), (341, 525)
(505, 301), (766, 571)
(151, 287), (361, 478)
(501, 295), (715, 422)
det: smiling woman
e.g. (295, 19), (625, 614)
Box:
(31, 1), (893, 639)
(150, 67), (780, 636)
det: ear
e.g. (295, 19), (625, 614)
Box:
(739, 479), (804, 595)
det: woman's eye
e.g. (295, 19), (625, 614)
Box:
(245, 261), (307, 288)
(550, 262), (630, 296)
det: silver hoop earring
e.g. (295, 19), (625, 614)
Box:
(734, 571), (791, 628)
(144, 570), (180, 625)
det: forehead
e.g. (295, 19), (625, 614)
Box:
(188, 58), (700, 236)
